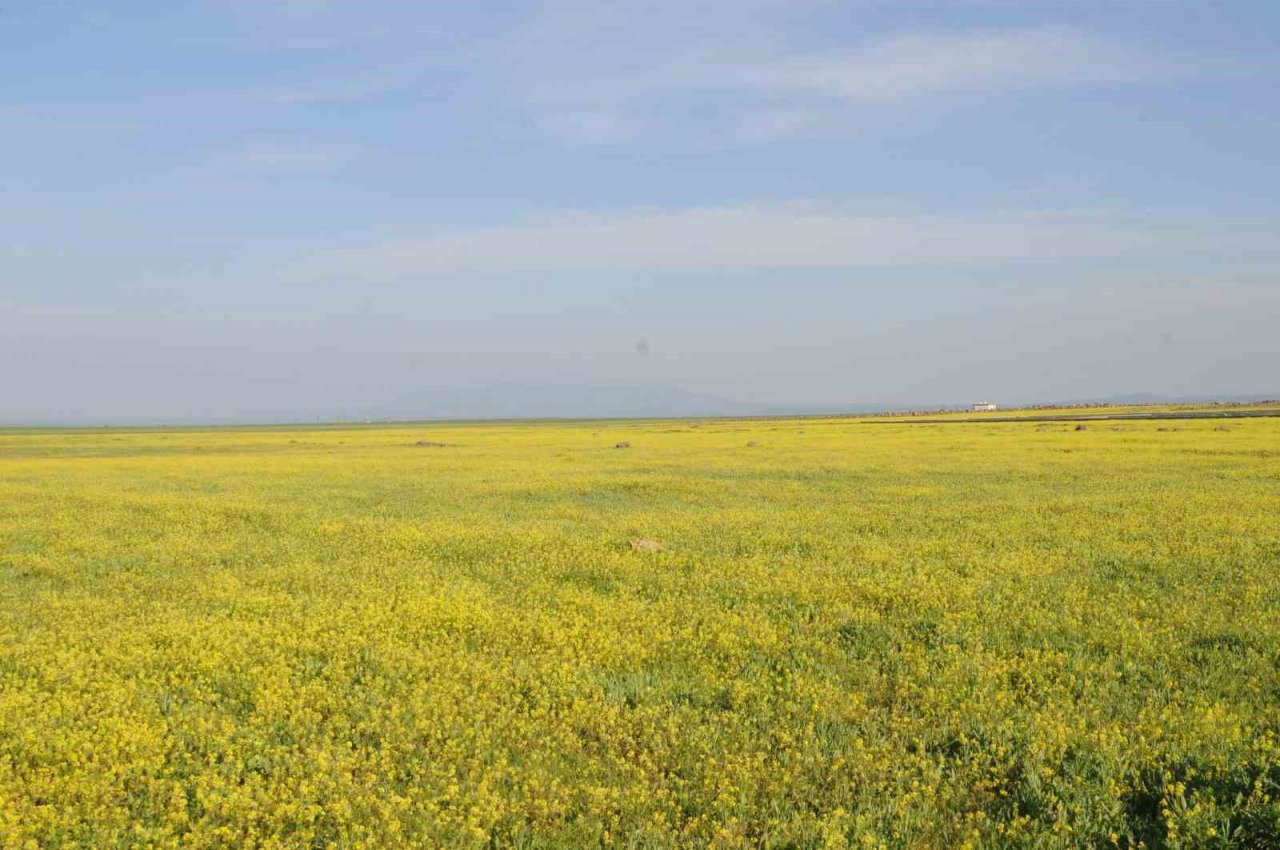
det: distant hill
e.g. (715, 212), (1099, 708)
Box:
(1051, 393), (1279, 407)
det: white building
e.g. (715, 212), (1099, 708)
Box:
(970, 401), (998, 412)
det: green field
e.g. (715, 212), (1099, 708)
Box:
(2, 414), (1278, 847)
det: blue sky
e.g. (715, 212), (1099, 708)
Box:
(3, 0), (1278, 422)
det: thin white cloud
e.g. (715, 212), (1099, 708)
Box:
(218, 137), (359, 169)
(503, 14), (1198, 142)
(213, 3), (1252, 142)
(747, 27), (1167, 102)
(729, 104), (835, 142)
(288, 204), (1276, 279)
(237, 62), (422, 105)
(538, 108), (635, 144)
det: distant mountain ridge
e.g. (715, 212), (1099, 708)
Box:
(1050, 393), (1279, 407)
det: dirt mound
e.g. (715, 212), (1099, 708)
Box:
(630, 539), (664, 552)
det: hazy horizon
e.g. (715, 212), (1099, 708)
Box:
(4, 1), (1279, 424)
(3, 382), (1277, 428)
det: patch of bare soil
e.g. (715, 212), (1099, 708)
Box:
(630, 539), (664, 552)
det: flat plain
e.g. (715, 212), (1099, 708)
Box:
(1, 412), (1278, 848)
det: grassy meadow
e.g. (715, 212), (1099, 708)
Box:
(1, 413), (1279, 848)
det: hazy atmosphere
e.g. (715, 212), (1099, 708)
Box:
(4, 0), (1279, 423)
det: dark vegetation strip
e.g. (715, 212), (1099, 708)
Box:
(876, 409), (1280, 424)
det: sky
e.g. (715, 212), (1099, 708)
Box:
(2, 0), (1279, 422)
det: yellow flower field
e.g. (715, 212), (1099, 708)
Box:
(1, 414), (1278, 847)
